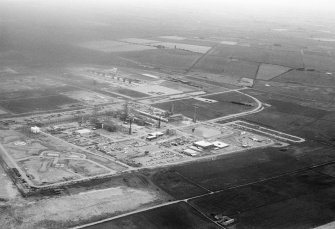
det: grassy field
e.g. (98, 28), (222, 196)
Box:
(85, 202), (221, 229)
(0, 95), (80, 114)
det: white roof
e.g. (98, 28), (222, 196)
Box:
(212, 141), (229, 148)
(183, 149), (199, 156)
(194, 140), (213, 147)
(76, 129), (91, 134)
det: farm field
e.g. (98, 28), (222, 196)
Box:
(84, 202), (221, 229)
(130, 84), (182, 96)
(120, 49), (201, 71)
(120, 38), (160, 44)
(190, 169), (335, 229)
(0, 95), (80, 114)
(303, 54), (335, 72)
(0, 75), (70, 94)
(237, 89), (335, 148)
(153, 91), (256, 121)
(159, 81), (198, 92)
(211, 44), (304, 68)
(255, 63), (291, 80)
(61, 90), (118, 105)
(150, 146), (308, 199)
(172, 147), (306, 192)
(78, 40), (156, 52)
(152, 170), (209, 199)
(193, 56), (259, 79)
(113, 88), (149, 98)
(153, 42), (212, 54)
(254, 81), (335, 104)
(274, 69), (335, 87)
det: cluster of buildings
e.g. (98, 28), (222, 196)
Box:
(183, 140), (229, 157)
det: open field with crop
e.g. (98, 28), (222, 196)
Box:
(84, 202), (221, 229)
(0, 95), (80, 114)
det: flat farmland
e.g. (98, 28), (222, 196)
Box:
(190, 170), (335, 229)
(256, 63), (291, 80)
(0, 95), (80, 114)
(173, 147), (306, 192)
(84, 202), (221, 229)
(113, 88), (149, 98)
(153, 42), (212, 54)
(0, 86), (77, 101)
(274, 70), (335, 87)
(152, 92), (256, 121)
(211, 45), (304, 68)
(152, 170), (209, 199)
(78, 40), (156, 52)
(159, 81), (198, 92)
(193, 55), (259, 78)
(303, 54), (335, 72)
(120, 49), (201, 71)
(239, 89), (335, 145)
(254, 81), (335, 104)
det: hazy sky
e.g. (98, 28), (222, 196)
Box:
(3, 0), (335, 13)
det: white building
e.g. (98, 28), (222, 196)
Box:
(212, 141), (229, 149)
(31, 126), (41, 134)
(193, 140), (213, 149)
